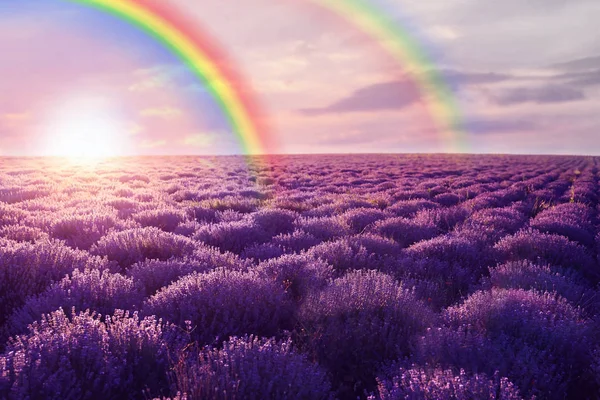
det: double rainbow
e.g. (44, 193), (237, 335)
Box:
(70, 0), (465, 153)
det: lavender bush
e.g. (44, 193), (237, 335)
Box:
(271, 229), (322, 252)
(457, 206), (527, 244)
(494, 228), (598, 280)
(0, 239), (114, 327)
(3, 268), (144, 340)
(90, 227), (197, 270)
(387, 199), (439, 218)
(255, 253), (334, 302)
(530, 203), (596, 247)
(0, 309), (180, 399)
(170, 335), (332, 400)
(405, 234), (491, 274)
(370, 367), (523, 400)
(250, 208), (297, 236)
(295, 216), (351, 242)
(416, 288), (595, 398)
(128, 244), (249, 296)
(413, 205), (470, 233)
(0, 225), (48, 243)
(341, 207), (390, 233)
(240, 242), (285, 261)
(307, 238), (392, 274)
(369, 217), (438, 248)
(193, 219), (270, 254)
(143, 268), (293, 344)
(488, 260), (599, 312)
(0, 155), (599, 399)
(132, 208), (188, 233)
(298, 270), (435, 397)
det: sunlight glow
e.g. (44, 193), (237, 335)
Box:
(42, 96), (130, 160)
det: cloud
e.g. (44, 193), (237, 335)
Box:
(139, 107), (183, 119)
(129, 64), (191, 92)
(2, 112), (29, 120)
(299, 80), (419, 115)
(551, 69), (600, 87)
(128, 77), (169, 92)
(315, 130), (376, 146)
(129, 67), (174, 92)
(402, 0), (600, 70)
(181, 133), (216, 148)
(185, 83), (208, 93)
(1, 113), (29, 124)
(569, 69), (600, 86)
(297, 70), (517, 116)
(466, 118), (537, 134)
(428, 26), (462, 41)
(140, 139), (167, 149)
(458, 0), (594, 20)
(491, 85), (586, 106)
(133, 65), (186, 77)
(1, 113), (31, 132)
(126, 122), (144, 136)
(543, 55), (600, 85)
(549, 55), (600, 71)
(441, 69), (513, 85)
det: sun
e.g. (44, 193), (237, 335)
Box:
(48, 118), (121, 159)
(42, 96), (130, 160)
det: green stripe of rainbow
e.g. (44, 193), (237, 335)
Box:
(69, 0), (272, 155)
(69, 0), (465, 153)
(315, 0), (466, 151)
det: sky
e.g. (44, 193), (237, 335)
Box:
(0, 0), (599, 156)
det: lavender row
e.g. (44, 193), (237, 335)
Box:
(0, 154), (599, 399)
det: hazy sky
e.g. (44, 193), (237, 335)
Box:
(1, 0), (599, 155)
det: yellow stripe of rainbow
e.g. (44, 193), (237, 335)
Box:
(69, 0), (465, 153)
(315, 0), (466, 151)
(70, 0), (268, 155)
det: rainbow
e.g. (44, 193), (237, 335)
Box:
(69, 0), (464, 153)
(313, 0), (466, 151)
(68, 0), (274, 155)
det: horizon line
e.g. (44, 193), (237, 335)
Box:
(0, 152), (598, 158)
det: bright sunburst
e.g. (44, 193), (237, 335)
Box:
(42, 96), (129, 160)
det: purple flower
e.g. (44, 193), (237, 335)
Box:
(299, 270), (434, 397)
(371, 367), (523, 400)
(193, 219), (270, 254)
(250, 208), (298, 236)
(494, 228), (597, 280)
(143, 268), (293, 344)
(416, 288), (594, 398)
(1, 309), (181, 399)
(530, 203), (595, 247)
(4, 268), (144, 340)
(255, 253), (333, 302)
(271, 229), (322, 253)
(91, 227), (198, 270)
(369, 217), (438, 248)
(132, 208), (188, 233)
(170, 335), (332, 399)
(0, 239), (115, 327)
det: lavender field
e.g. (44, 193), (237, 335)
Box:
(0, 154), (599, 399)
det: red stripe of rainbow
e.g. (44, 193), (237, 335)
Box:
(69, 0), (465, 153)
(69, 0), (275, 155)
(315, 0), (466, 151)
